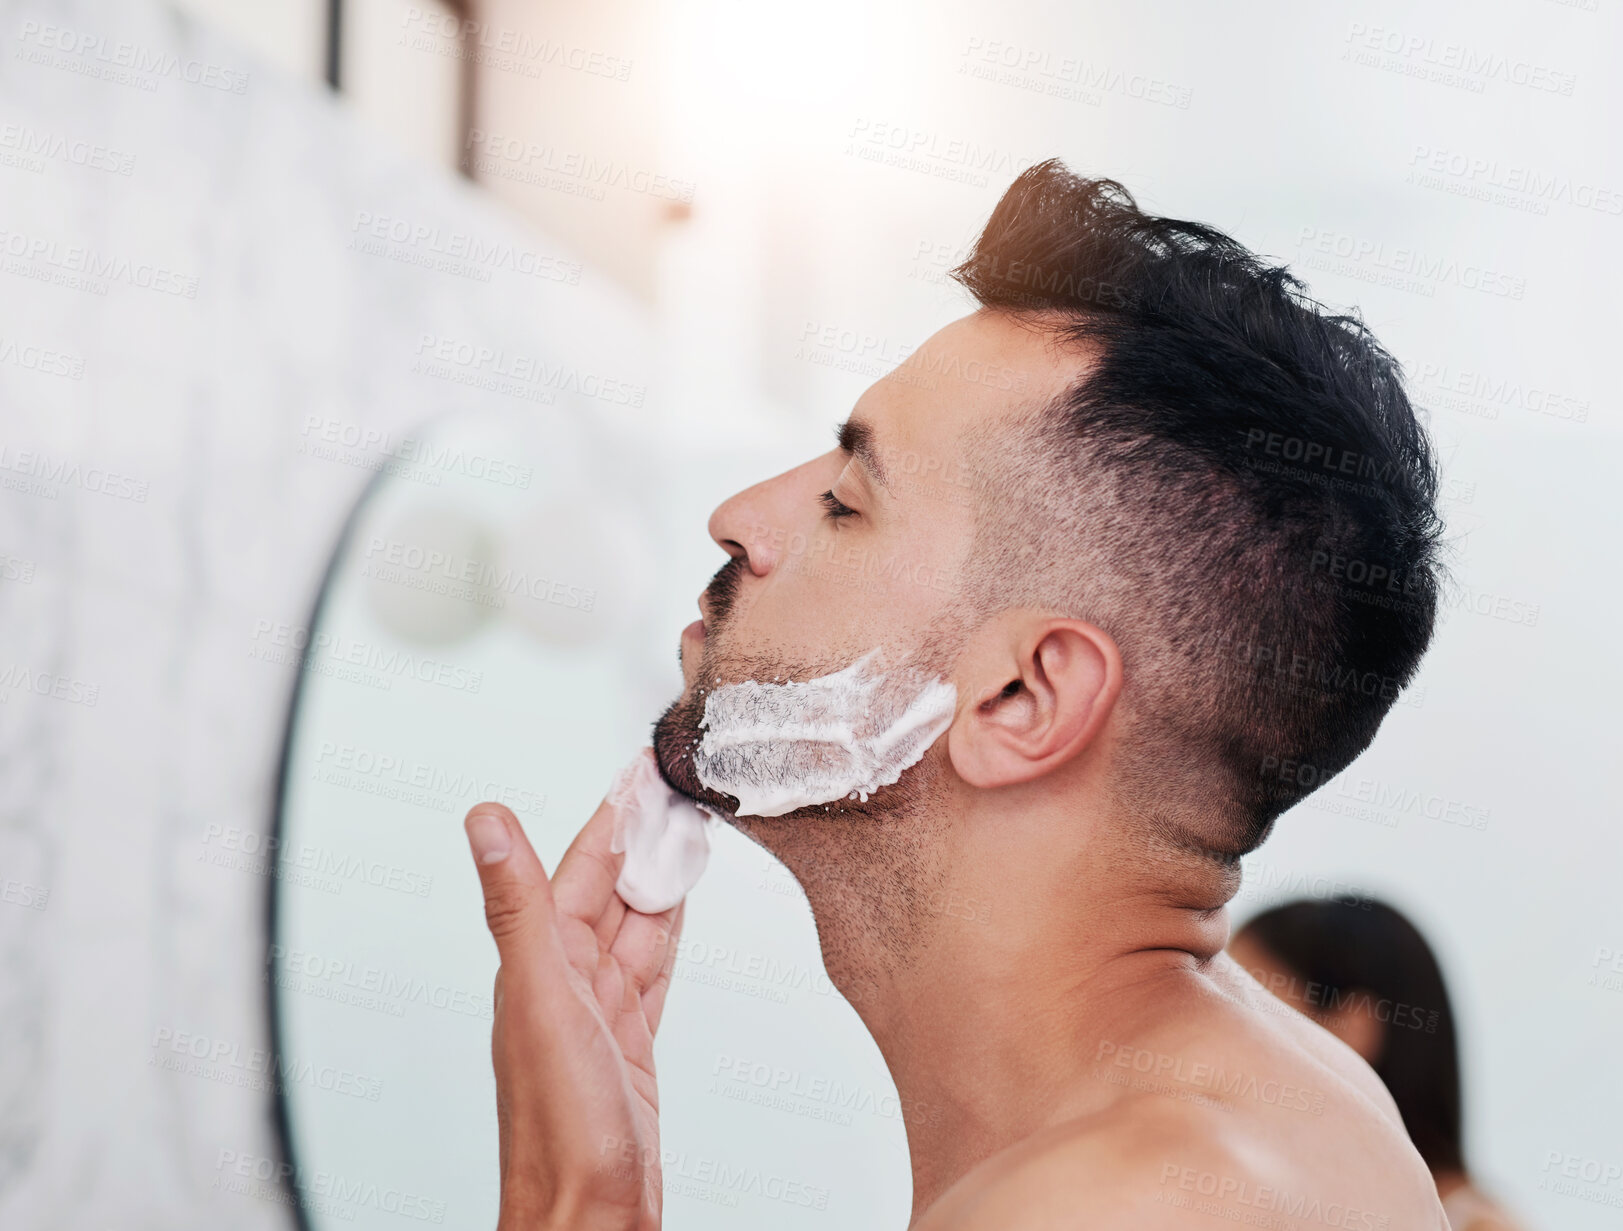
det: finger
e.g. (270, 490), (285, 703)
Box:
(552, 790), (631, 946)
(610, 902), (683, 1000)
(640, 902), (686, 1035)
(463, 803), (569, 984)
(591, 889), (629, 956)
(592, 946), (626, 1024)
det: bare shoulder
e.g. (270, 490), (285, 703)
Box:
(916, 956), (1449, 1231)
(1202, 950), (1405, 1124)
(914, 1097), (1285, 1230)
(918, 1093), (1437, 1231)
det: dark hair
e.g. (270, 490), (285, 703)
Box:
(950, 159), (1444, 856)
(1237, 897), (1464, 1173)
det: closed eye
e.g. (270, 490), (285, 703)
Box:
(819, 490), (858, 520)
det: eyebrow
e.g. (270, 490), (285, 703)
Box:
(835, 417), (891, 492)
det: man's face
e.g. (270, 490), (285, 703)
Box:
(653, 309), (1077, 819)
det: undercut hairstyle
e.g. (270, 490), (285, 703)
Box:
(951, 159), (1445, 859)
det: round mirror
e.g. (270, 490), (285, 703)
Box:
(271, 409), (913, 1229)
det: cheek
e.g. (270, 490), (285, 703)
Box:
(752, 515), (962, 647)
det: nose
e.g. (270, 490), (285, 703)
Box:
(706, 456), (827, 577)
(707, 479), (781, 577)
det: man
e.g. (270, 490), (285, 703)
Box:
(460, 160), (1449, 1229)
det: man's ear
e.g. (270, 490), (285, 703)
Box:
(946, 616), (1123, 789)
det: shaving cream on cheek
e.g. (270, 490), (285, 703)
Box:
(610, 748), (719, 914)
(693, 651), (958, 818)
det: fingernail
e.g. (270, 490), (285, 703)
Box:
(466, 812), (511, 864)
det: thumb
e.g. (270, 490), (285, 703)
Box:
(464, 803), (565, 973)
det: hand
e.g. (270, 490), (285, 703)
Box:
(464, 766), (686, 1231)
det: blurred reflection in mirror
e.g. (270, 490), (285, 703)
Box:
(272, 409), (909, 1229)
(1230, 899), (1528, 1231)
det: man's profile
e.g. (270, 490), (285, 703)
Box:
(460, 159), (1449, 1230)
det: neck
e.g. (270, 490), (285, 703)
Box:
(752, 782), (1237, 1223)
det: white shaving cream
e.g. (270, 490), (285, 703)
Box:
(610, 748), (718, 914)
(694, 651), (958, 818)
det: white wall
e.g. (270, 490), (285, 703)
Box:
(171, 0), (466, 168)
(0, 0), (655, 1224)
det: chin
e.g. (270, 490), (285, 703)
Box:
(651, 687), (860, 825)
(651, 682), (734, 814)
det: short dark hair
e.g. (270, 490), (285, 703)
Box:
(1237, 898), (1464, 1173)
(951, 159), (1444, 856)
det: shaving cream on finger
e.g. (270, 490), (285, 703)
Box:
(693, 651), (958, 818)
(610, 748), (718, 913)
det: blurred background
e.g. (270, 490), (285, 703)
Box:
(0, 0), (1618, 1228)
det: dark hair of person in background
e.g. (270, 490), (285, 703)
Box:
(1238, 896), (1463, 1172)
